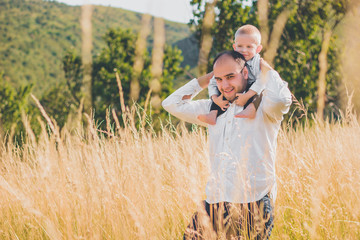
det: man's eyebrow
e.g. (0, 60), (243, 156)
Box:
(224, 73), (235, 77)
(215, 73), (234, 80)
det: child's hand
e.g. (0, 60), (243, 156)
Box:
(234, 93), (248, 106)
(260, 58), (272, 73)
(212, 93), (229, 111)
(235, 90), (256, 106)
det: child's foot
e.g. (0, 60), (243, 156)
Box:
(197, 111), (217, 125)
(234, 103), (256, 119)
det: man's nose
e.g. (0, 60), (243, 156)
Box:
(222, 79), (230, 88)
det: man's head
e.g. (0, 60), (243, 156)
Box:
(233, 24), (262, 61)
(213, 51), (248, 102)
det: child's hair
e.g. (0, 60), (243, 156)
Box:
(234, 24), (261, 45)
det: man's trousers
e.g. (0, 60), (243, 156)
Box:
(183, 193), (274, 240)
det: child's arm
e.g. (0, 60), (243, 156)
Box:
(208, 74), (220, 97)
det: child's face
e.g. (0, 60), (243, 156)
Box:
(233, 34), (262, 61)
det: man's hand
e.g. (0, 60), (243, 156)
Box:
(182, 94), (192, 100)
(212, 93), (229, 111)
(198, 71), (214, 89)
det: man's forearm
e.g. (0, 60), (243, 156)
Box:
(162, 78), (210, 127)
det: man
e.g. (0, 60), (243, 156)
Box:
(162, 51), (292, 239)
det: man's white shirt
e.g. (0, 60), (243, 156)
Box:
(162, 70), (292, 204)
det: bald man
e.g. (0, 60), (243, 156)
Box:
(162, 50), (292, 239)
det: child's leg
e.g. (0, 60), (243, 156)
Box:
(235, 93), (263, 119)
(198, 100), (226, 125)
(234, 103), (256, 119)
(197, 110), (218, 125)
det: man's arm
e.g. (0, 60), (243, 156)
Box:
(260, 70), (292, 121)
(162, 78), (212, 127)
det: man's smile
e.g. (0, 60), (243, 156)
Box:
(223, 88), (235, 94)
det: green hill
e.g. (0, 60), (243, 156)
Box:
(0, 0), (198, 95)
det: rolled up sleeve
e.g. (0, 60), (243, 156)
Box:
(249, 75), (266, 94)
(261, 70), (292, 121)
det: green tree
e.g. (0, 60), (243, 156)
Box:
(92, 28), (149, 118)
(40, 84), (77, 128)
(40, 50), (83, 128)
(0, 72), (33, 137)
(0, 0), (191, 97)
(273, 0), (344, 115)
(189, 0), (346, 117)
(190, 0), (256, 69)
(62, 49), (83, 106)
(306, 0), (348, 119)
(40, 28), (185, 131)
(92, 28), (185, 125)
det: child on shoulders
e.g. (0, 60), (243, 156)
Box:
(198, 24), (265, 125)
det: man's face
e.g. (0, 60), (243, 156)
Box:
(233, 34), (262, 61)
(214, 56), (248, 102)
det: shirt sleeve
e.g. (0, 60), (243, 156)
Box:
(162, 78), (212, 127)
(249, 54), (265, 94)
(260, 70), (292, 121)
(249, 75), (265, 94)
(208, 75), (220, 97)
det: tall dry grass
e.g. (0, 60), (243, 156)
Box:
(275, 117), (360, 239)
(0, 105), (209, 239)
(0, 100), (360, 239)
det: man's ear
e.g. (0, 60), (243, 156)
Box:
(256, 44), (263, 53)
(242, 65), (249, 79)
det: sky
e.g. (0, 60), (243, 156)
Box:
(56, 0), (194, 23)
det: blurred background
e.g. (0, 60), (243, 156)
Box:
(0, 0), (359, 137)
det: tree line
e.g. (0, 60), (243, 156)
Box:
(0, 25), (185, 140)
(191, 0), (354, 119)
(1, 0), (358, 140)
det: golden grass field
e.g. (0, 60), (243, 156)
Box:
(1, 1), (359, 239)
(0, 102), (359, 240)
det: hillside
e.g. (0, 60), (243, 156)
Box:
(0, 0), (198, 95)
